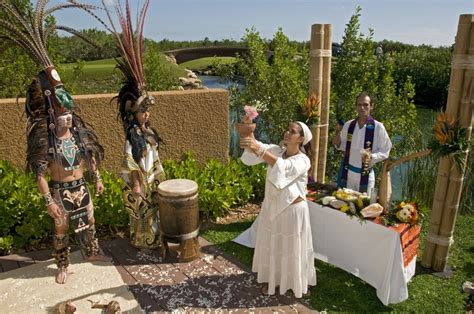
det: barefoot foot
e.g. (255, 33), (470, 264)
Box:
(56, 268), (68, 284)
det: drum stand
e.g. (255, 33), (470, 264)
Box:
(160, 231), (200, 263)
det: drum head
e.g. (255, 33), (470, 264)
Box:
(157, 179), (198, 197)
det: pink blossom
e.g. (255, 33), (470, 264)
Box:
(244, 105), (259, 120)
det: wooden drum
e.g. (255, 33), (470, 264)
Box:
(157, 179), (200, 262)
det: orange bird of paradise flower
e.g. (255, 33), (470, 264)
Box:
(433, 113), (456, 144)
(302, 92), (321, 124)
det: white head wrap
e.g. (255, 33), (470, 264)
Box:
(296, 121), (312, 145)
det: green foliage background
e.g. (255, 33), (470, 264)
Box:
(0, 154), (266, 253)
(229, 28), (309, 144)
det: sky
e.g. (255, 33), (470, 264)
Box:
(54, 0), (473, 47)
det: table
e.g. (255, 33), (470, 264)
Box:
(308, 202), (418, 305)
(233, 201), (420, 305)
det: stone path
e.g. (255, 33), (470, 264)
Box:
(0, 238), (316, 313)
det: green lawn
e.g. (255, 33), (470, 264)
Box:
(201, 210), (473, 312)
(181, 57), (236, 71)
(59, 55), (186, 94)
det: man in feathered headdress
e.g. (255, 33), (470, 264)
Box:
(103, 0), (166, 249)
(0, 1), (111, 284)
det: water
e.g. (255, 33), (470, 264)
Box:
(390, 107), (437, 201)
(198, 75), (243, 89)
(200, 75), (245, 158)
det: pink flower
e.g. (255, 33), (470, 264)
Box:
(244, 105), (259, 121)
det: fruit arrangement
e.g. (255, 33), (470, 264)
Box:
(319, 188), (379, 218)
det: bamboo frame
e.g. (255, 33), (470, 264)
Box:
(308, 24), (324, 179)
(422, 14), (473, 271)
(317, 24), (332, 183)
(432, 68), (473, 271)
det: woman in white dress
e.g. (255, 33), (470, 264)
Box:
(239, 121), (316, 298)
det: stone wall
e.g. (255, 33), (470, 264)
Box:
(0, 89), (229, 173)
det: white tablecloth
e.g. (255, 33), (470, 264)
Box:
(233, 201), (416, 305)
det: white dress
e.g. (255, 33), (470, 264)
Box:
(240, 142), (316, 298)
(337, 119), (392, 194)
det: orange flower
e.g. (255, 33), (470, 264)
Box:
(433, 112), (457, 144)
(302, 92), (320, 124)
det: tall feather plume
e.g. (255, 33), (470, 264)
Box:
(101, 0), (150, 92)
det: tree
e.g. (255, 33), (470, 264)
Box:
(328, 6), (418, 178)
(231, 28), (309, 144)
(393, 46), (451, 108)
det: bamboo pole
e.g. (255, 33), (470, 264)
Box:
(378, 149), (432, 210)
(316, 24), (332, 183)
(422, 14), (473, 270)
(421, 157), (452, 268)
(308, 24), (324, 179)
(432, 63), (473, 271)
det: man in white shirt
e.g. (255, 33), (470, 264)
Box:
(332, 92), (392, 195)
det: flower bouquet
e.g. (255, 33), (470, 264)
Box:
(301, 92), (320, 127)
(429, 112), (470, 171)
(380, 201), (421, 227)
(235, 105), (259, 138)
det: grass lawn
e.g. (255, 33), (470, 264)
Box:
(181, 57), (236, 71)
(201, 209), (473, 312)
(59, 55), (186, 94)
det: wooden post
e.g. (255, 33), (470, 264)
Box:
(422, 14), (473, 270)
(316, 24), (332, 183)
(378, 150), (432, 210)
(308, 24), (324, 179)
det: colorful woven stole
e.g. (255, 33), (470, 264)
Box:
(339, 116), (375, 192)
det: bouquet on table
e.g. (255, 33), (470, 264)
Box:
(380, 201), (422, 227)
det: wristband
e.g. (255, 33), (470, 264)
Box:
(93, 170), (102, 182)
(43, 192), (54, 206)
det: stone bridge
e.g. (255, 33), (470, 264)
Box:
(164, 46), (273, 64)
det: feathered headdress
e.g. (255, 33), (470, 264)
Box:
(0, 0), (103, 117)
(0, 0), (104, 172)
(102, 0), (155, 132)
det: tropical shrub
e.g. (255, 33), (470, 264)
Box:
(163, 152), (266, 219)
(393, 46), (451, 109)
(0, 161), (50, 253)
(230, 28), (309, 144)
(143, 48), (182, 91)
(0, 155), (267, 251)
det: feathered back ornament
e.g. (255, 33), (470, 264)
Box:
(102, 0), (155, 132)
(0, 0), (101, 118)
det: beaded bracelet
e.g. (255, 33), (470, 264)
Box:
(43, 192), (54, 206)
(93, 170), (102, 182)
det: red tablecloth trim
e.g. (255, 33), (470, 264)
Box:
(373, 217), (420, 267)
